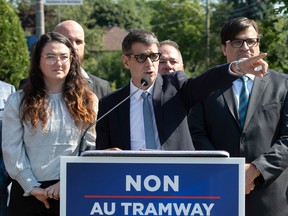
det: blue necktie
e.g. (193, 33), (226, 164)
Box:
(239, 75), (249, 129)
(142, 91), (157, 149)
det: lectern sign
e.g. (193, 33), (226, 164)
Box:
(44, 0), (82, 5)
(60, 151), (244, 216)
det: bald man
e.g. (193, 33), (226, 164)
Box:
(54, 20), (111, 99)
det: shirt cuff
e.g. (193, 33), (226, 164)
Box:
(15, 168), (41, 196)
(229, 61), (242, 77)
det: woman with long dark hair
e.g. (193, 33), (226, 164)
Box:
(2, 32), (97, 215)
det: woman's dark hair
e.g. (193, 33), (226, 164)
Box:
(21, 32), (96, 132)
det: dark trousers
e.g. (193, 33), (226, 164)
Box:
(8, 180), (60, 216)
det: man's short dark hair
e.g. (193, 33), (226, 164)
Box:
(122, 29), (159, 54)
(221, 17), (260, 44)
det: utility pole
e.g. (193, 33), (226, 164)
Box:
(36, 0), (45, 38)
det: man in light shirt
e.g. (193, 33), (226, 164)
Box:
(189, 17), (288, 216)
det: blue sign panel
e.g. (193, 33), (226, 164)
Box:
(61, 155), (244, 216)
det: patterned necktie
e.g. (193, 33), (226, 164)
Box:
(141, 91), (157, 149)
(239, 75), (250, 129)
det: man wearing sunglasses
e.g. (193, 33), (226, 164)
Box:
(96, 28), (267, 152)
(189, 17), (288, 216)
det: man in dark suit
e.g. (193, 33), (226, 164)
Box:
(189, 17), (288, 216)
(96, 29), (267, 151)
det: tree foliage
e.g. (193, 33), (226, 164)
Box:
(258, 4), (288, 73)
(46, 0), (152, 89)
(94, 51), (130, 89)
(149, 0), (234, 75)
(149, 0), (206, 76)
(90, 0), (152, 30)
(222, 0), (264, 19)
(46, 0), (103, 46)
(82, 0), (153, 89)
(0, 0), (30, 87)
(208, 1), (233, 65)
(5, 0), (288, 89)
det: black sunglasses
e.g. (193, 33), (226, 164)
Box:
(126, 52), (161, 63)
(225, 38), (259, 48)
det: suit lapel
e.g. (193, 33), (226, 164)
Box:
(152, 75), (163, 143)
(243, 73), (270, 129)
(118, 85), (131, 149)
(86, 77), (94, 92)
(222, 84), (239, 121)
(83, 69), (94, 92)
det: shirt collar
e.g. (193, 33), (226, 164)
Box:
(130, 80), (155, 100)
(243, 74), (255, 81)
(81, 67), (89, 79)
(234, 73), (255, 84)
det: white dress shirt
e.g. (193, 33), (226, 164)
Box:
(2, 92), (96, 195)
(129, 80), (161, 150)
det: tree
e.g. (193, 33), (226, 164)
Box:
(0, 0), (30, 87)
(90, 0), (152, 30)
(8, 0), (56, 35)
(149, 0), (232, 75)
(208, 1), (234, 65)
(57, 0), (153, 89)
(258, 3), (288, 73)
(94, 51), (130, 89)
(149, 0), (206, 76)
(222, 0), (266, 19)
(273, 0), (288, 14)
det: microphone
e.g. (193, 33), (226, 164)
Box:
(78, 76), (152, 156)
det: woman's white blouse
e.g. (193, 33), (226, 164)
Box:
(2, 91), (97, 196)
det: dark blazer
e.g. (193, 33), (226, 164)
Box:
(19, 73), (111, 99)
(96, 64), (237, 150)
(189, 70), (288, 216)
(87, 73), (111, 99)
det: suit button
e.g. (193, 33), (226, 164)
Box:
(240, 136), (246, 143)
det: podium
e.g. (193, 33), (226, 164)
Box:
(60, 150), (244, 216)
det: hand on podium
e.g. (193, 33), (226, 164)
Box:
(245, 163), (261, 194)
(103, 147), (122, 151)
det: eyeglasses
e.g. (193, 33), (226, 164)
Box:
(225, 38), (259, 48)
(126, 52), (161, 63)
(42, 54), (70, 65)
